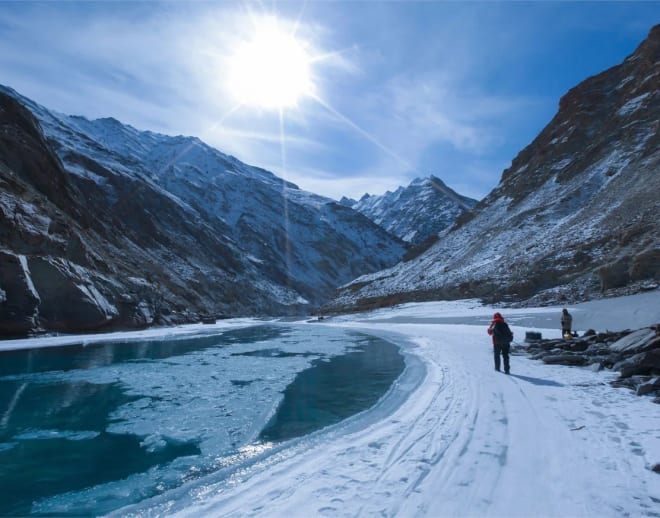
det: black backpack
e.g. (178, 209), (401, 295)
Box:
(494, 321), (514, 342)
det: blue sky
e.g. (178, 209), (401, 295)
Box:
(0, 1), (657, 201)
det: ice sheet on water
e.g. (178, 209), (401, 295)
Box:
(13, 430), (100, 441)
(21, 324), (383, 515)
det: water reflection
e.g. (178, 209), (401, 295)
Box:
(260, 334), (404, 442)
(0, 326), (290, 515)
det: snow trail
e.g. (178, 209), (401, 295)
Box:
(172, 321), (660, 518)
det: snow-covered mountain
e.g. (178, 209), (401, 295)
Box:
(328, 24), (660, 312)
(343, 176), (477, 245)
(0, 86), (406, 336)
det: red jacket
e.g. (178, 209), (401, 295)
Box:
(487, 313), (505, 345)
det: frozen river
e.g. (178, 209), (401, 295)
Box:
(0, 324), (405, 516)
(1, 291), (658, 517)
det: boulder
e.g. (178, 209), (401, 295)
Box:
(568, 341), (590, 352)
(636, 377), (660, 396)
(542, 340), (565, 350)
(591, 331), (624, 344)
(611, 377), (641, 390)
(586, 343), (612, 355)
(525, 331), (543, 342)
(609, 328), (658, 355)
(525, 322), (660, 404)
(542, 354), (588, 366)
(618, 349), (660, 378)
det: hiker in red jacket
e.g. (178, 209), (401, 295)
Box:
(487, 312), (514, 374)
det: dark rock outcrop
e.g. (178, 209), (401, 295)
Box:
(0, 251), (40, 335)
(0, 91), (247, 336)
(523, 324), (660, 402)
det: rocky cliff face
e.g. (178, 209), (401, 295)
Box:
(0, 88), (406, 336)
(0, 92), (262, 336)
(347, 176), (477, 245)
(329, 25), (660, 312)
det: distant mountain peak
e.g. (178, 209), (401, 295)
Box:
(351, 175), (477, 245)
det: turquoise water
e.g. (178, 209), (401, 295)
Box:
(0, 325), (404, 516)
(261, 335), (403, 442)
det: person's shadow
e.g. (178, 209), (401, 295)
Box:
(510, 374), (563, 387)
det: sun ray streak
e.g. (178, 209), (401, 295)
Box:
(279, 108), (293, 293)
(311, 93), (414, 171)
(290, 0), (308, 38)
(1, 382), (28, 429)
(158, 103), (243, 175)
(309, 47), (354, 64)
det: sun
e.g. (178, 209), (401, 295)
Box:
(226, 18), (316, 110)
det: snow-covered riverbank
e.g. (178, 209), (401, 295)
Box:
(2, 292), (659, 517)
(163, 292), (660, 517)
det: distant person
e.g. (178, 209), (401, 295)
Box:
(561, 308), (573, 338)
(487, 312), (514, 374)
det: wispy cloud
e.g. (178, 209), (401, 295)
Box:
(274, 163), (411, 203)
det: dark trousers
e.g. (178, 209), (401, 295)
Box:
(494, 343), (510, 372)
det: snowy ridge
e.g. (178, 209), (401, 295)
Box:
(0, 82), (407, 335)
(351, 176), (477, 245)
(33, 92), (406, 306)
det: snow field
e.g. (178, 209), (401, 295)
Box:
(170, 318), (659, 518)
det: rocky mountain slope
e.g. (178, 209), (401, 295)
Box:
(0, 87), (406, 336)
(342, 176), (477, 245)
(328, 24), (660, 312)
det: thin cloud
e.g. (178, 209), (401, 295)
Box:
(206, 126), (328, 149)
(1, 1), (657, 203)
(281, 165), (411, 203)
(338, 73), (537, 191)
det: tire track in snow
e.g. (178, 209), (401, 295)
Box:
(396, 331), (495, 517)
(356, 358), (469, 516)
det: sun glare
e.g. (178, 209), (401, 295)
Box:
(226, 19), (315, 110)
